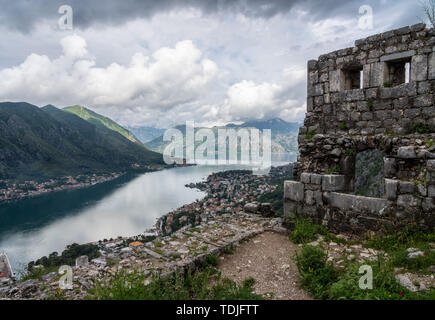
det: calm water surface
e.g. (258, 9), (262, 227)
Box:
(0, 163), (289, 271)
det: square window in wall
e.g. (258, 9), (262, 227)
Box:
(384, 58), (411, 86)
(342, 66), (363, 90)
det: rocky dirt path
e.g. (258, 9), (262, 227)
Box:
(218, 231), (312, 300)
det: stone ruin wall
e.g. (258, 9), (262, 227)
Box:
(284, 23), (435, 233)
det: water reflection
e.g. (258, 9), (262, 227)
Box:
(0, 160), (291, 271)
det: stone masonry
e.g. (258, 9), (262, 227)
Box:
(284, 24), (435, 233)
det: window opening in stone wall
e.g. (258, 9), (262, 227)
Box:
(354, 149), (385, 198)
(385, 58), (411, 86)
(343, 66), (363, 90)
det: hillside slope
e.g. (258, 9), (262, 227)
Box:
(63, 105), (142, 145)
(0, 102), (163, 181)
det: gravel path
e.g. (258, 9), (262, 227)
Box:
(218, 232), (312, 300)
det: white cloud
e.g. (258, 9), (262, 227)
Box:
(0, 35), (218, 115)
(0, 1), (420, 128)
(215, 63), (306, 123)
(60, 34), (88, 59)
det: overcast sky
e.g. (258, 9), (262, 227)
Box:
(0, 0), (428, 128)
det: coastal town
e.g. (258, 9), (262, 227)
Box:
(157, 164), (292, 235)
(0, 164), (168, 203)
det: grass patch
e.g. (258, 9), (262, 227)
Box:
(223, 245), (236, 255)
(294, 245), (435, 300)
(329, 259), (435, 300)
(290, 217), (327, 244)
(294, 245), (339, 299)
(89, 267), (263, 300)
(366, 226), (435, 253)
(425, 137), (434, 148)
(326, 165), (340, 175)
(383, 81), (393, 88)
(390, 248), (435, 272)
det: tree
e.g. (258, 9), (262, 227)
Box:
(421, 0), (435, 27)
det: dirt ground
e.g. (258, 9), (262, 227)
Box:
(218, 232), (312, 300)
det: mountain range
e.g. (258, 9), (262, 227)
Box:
(144, 118), (301, 157)
(125, 126), (166, 143)
(0, 102), (163, 181)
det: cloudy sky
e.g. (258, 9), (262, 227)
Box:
(0, 0), (428, 128)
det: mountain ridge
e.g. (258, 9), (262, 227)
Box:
(0, 102), (163, 181)
(145, 118), (301, 155)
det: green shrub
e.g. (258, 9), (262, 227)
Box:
(294, 245), (339, 299)
(205, 254), (219, 267)
(339, 122), (347, 130)
(410, 123), (431, 134)
(28, 243), (100, 270)
(326, 165), (340, 175)
(345, 149), (356, 157)
(223, 245), (236, 255)
(383, 81), (393, 88)
(90, 267), (263, 300)
(306, 131), (316, 141)
(290, 217), (327, 244)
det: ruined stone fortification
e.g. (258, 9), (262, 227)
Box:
(285, 24), (435, 233)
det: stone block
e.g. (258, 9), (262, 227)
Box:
(399, 181), (415, 194)
(417, 184), (427, 197)
(310, 174), (322, 185)
(411, 55), (428, 82)
(305, 190), (316, 206)
(397, 194), (421, 209)
(322, 175), (346, 192)
(300, 173), (311, 184)
(413, 94), (433, 107)
(410, 23), (426, 32)
(391, 83), (417, 97)
(329, 70), (341, 92)
(380, 50), (415, 62)
(369, 62), (385, 87)
(341, 89), (365, 101)
(422, 197), (435, 212)
(397, 146), (416, 158)
(394, 26), (411, 36)
(308, 60), (318, 71)
(429, 185), (435, 198)
(284, 181), (305, 202)
(385, 179), (398, 200)
(307, 97), (314, 112)
(324, 192), (389, 215)
(429, 52), (435, 80)
(427, 160), (435, 172)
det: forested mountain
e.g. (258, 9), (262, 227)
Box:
(0, 102), (163, 181)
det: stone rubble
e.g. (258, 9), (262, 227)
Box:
(0, 213), (284, 300)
